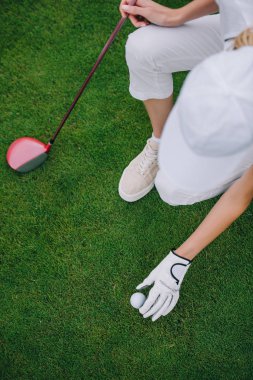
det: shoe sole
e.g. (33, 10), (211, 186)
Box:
(118, 170), (155, 202)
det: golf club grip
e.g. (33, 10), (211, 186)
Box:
(50, 1), (137, 144)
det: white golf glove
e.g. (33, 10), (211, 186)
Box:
(137, 250), (192, 322)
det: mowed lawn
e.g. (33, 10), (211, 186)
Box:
(0, 1), (252, 379)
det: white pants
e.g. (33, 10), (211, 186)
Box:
(126, 15), (223, 101)
(125, 15), (253, 205)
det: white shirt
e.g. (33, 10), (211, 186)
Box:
(216, 0), (253, 40)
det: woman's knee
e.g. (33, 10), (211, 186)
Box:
(125, 26), (162, 70)
(125, 26), (174, 100)
(155, 172), (183, 206)
(155, 170), (198, 206)
(126, 31), (150, 68)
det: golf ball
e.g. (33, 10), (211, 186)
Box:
(130, 292), (146, 309)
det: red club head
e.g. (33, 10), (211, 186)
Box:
(6, 137), (51, 173)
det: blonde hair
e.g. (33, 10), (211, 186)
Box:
(234, 28), (253, 49)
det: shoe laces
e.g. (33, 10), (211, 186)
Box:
(138, 141), (158, 175)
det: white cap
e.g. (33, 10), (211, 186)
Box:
(216, 0), (253, 40)
(178, 47), (253, 157)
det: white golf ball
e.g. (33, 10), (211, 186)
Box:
(130, 292), (146, 309)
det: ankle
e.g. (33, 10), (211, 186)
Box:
(151, 133), (161, 144)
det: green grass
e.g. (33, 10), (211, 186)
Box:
(0, 1), (252, 379)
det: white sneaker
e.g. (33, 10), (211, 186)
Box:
(119, 138), (159, 202)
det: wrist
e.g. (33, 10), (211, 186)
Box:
(177, 7), (188, 25)
(164, 8), (185, 27)
(174, 245), (198, 261)
(171, 249), (192, 263)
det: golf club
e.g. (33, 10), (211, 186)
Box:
(6, 1), (137, 173)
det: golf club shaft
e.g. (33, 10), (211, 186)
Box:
(49, 2), (136, 145)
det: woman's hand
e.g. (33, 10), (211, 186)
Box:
(119, 0), (183, 28)
(136, 251), (191, 321)
(234, 28), (253, 49)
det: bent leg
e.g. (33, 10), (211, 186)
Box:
(126, 15), (223, 137)
(119, 15), (223, 202)
(126, 14), (223, 102)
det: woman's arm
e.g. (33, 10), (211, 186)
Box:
(135, 166), (253, 321)
(179, 0), (218, 24)
(176, 166), (253, 260)
(119, 0), (218, 28)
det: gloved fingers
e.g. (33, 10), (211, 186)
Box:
(139, 286), (159, 315)
(151, 294), (173, 322)
(136, 277), (152, 290)
(162, 292), (179, 316)
(143, 294), (167, 319)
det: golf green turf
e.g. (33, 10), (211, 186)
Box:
(0, 1), (252, 379)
